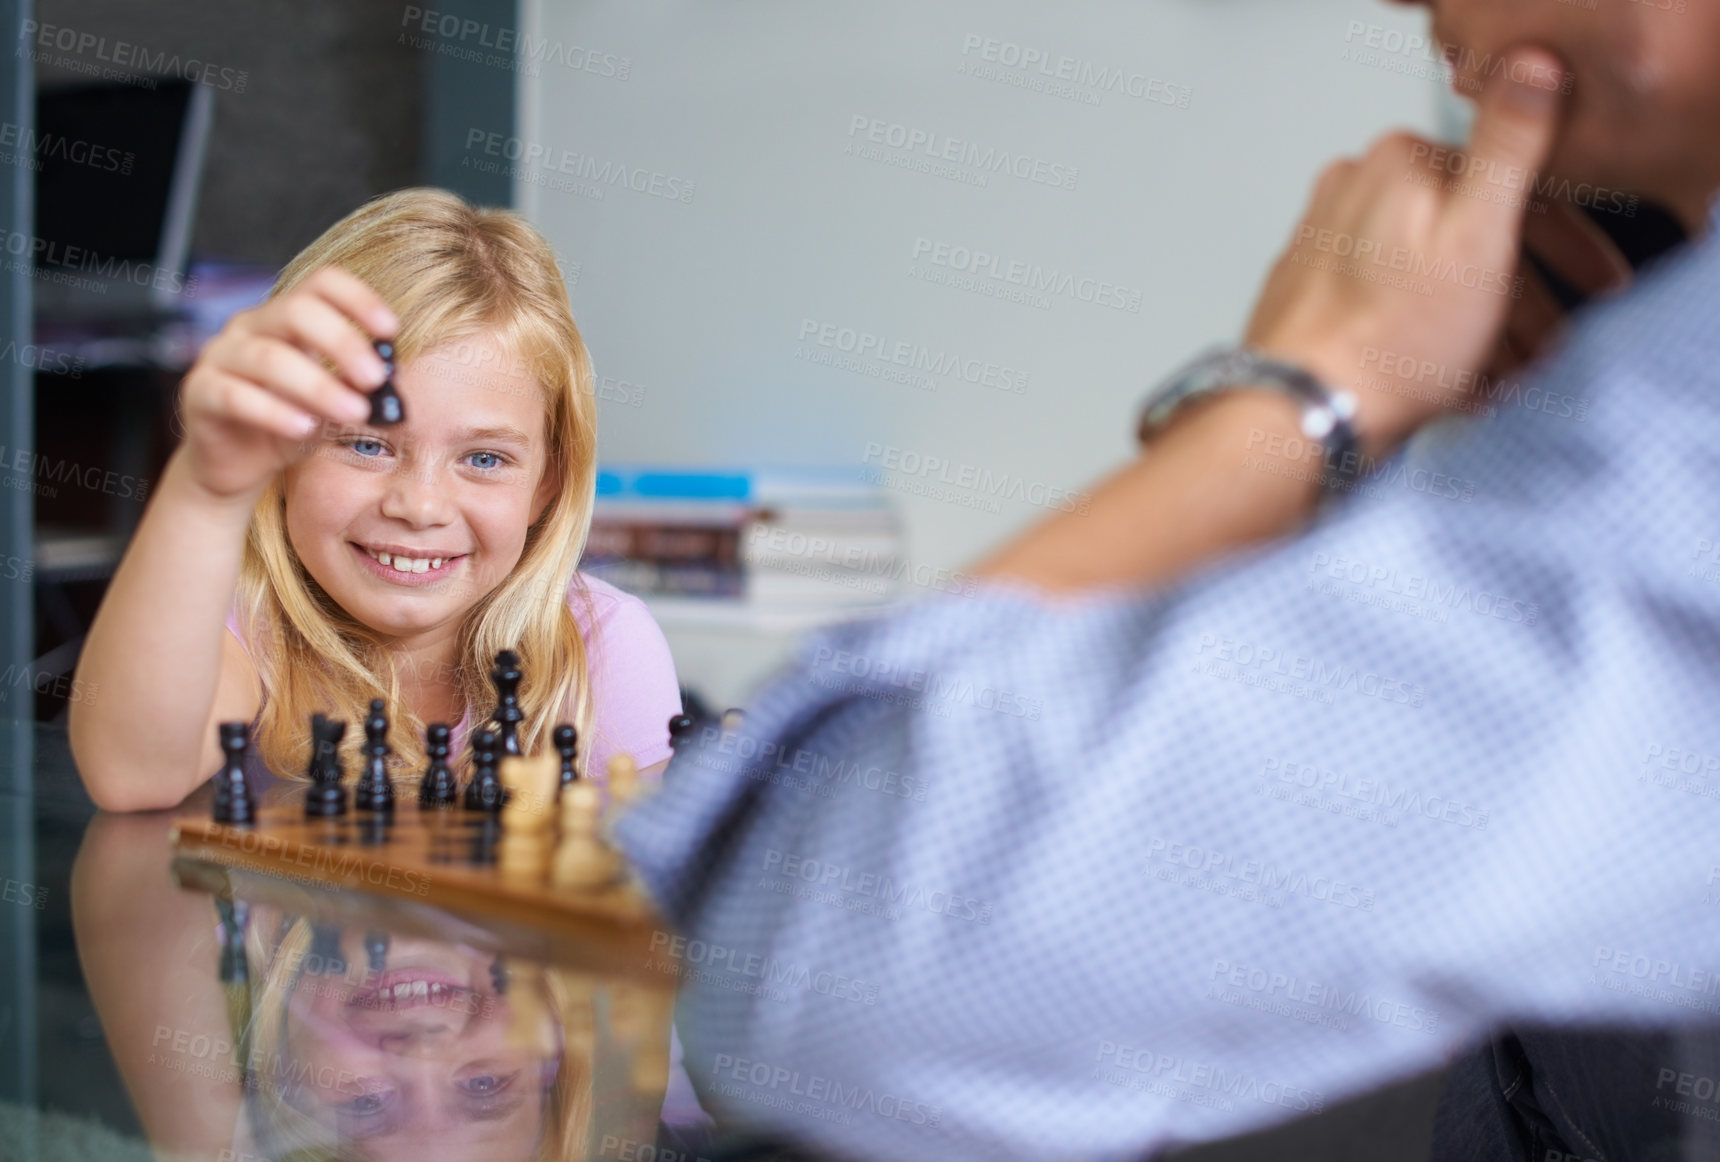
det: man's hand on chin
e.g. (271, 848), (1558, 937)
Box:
(1244, 45), (1568, 461)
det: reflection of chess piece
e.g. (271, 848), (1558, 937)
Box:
(552, 783), (621, 889)
(610, 983), (676, 1094)
(502, 961), (558, 1057)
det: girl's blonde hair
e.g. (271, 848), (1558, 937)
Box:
(236, 187), (597, 780)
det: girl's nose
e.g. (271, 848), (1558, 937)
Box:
(379, 470), (455, 527)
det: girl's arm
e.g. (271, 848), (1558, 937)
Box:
(69, 266), (399, 811)
(69, 452), (266, 810)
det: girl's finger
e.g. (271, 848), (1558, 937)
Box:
(263, 290), (392, 400)
(197, 369), (324, 442)
(222, 333), (371, 425)
(297, 265), (400, 341)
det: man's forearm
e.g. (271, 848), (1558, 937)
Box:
(974, 389), (1335, 595)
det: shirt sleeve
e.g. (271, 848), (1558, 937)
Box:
(616, 235), (1720, 1160)
(573, 574), (682, 780)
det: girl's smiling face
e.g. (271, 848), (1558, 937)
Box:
(283, 331), (557, 641)
(282, 933), (559, 1160)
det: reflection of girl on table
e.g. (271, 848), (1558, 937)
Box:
(74, 809), (694, 1161)
(68, 188), (680, 808)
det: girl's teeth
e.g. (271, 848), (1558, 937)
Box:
(365, 547), (450, 573)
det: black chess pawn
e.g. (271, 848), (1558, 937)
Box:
(365, 931), (389, 977)
(553, 723), (579, 792)
(212, 721), (257, 825)
(354, 699), (395, 813)
(488, 649), (524, 757)
(368, 338), (405, 426)
(419, 723), (458, 806)
(304, 714), (349, 818)
(667, 714), (697, 753)
(464, 727), (505, 812)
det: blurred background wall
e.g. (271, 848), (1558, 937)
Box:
(522, 0), (1440, 572)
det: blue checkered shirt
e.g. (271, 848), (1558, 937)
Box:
(618, 203), (1720, 1161)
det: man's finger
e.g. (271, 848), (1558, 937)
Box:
(1443, 46), (1567, 242)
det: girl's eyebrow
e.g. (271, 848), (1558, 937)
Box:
(460, 425), (534, 446)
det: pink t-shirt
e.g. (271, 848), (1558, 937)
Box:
(224, 572), (682, 781)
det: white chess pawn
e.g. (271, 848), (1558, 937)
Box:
(607, 753), (640, 811)
(552, 782), (621, 889)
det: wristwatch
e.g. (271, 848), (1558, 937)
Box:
(1136, 345), (1364, 501)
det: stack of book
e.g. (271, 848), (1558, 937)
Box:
(583, 466), (901, 607)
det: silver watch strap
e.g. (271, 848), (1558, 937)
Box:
(1137, 346), (1363, 500)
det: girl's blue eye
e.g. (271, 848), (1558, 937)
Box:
(338, 1091), (389, 1115)
(348, 439), (385, 457)
(462, 1074), (504, 1095)
(467, 451), (505, 471)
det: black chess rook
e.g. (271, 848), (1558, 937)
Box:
(212, 721), (256, 825)
(304, 713), (349, 819)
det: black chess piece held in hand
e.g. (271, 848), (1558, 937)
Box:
(368, 339), (404, 426)
(304, 713), (348, 818)
(212, 721), (256, 825)
(354, 699), (395, 813)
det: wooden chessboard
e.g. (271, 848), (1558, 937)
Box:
(170, 795), (668, 974)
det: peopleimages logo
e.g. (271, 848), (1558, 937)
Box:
(910, 237), (1143, 313)
(957, 33), (1193, 109)
(845, 114), (1078, 191)
(711, 1054), (942, 1129)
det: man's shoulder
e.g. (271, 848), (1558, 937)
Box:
(1572, 225), (1720, 389)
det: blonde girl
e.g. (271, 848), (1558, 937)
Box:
(69, 187), (681, 809)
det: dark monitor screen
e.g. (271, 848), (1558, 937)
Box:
(34, 78), (200, 272)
